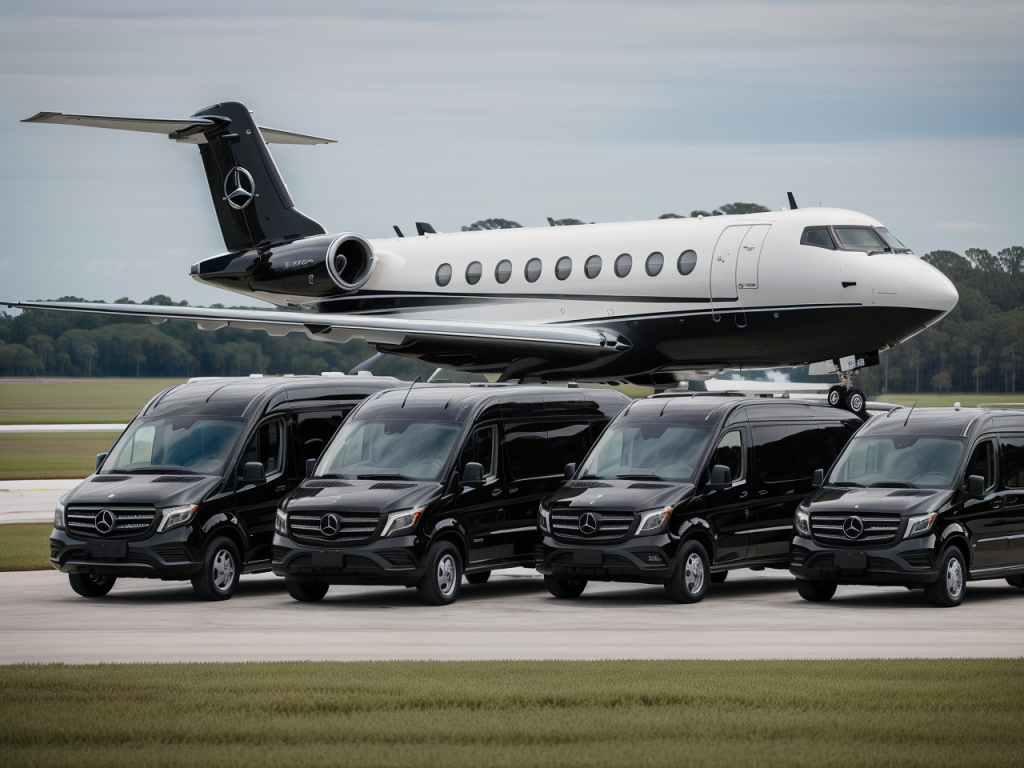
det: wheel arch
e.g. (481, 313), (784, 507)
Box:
(678, 518), (715, 564)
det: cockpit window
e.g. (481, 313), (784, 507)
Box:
(833, 227), (887, 252)
(801, 227), (835, 250)
(876, 227), (911, 252)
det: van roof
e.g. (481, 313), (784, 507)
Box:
(140, 375), (403, 420)
(858, 406), (1024, 439)
(620, 396), (855, 425)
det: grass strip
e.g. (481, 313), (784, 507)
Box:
(0, 660), (1021, 768)
(0, 523), (53, 571)
(0, 433), (117, 480)
(0, 378), (185, 425)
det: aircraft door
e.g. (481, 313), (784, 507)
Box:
(710, 226), (750, 320)
(736, 225), (771, 291)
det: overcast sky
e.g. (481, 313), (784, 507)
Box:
(1, 0), (1022, 307)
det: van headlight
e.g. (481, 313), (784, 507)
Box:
(795, 509), (811, 537)
(381, 507), (424, 538)
(275, 507), (288, 535)
(539, 501), (551, 533)
(635, 506), (673, 537)
(53, 495), (67, 531)
(157, 504), (198, 533)
(904, 512), (937, 539)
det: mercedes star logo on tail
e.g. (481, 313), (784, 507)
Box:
(223, 166), (255, 210)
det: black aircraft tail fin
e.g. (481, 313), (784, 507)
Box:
(22, 102), (333, 252)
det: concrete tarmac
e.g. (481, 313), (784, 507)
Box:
(0, 480), (80, 524)
(2, 568), (1021, 663)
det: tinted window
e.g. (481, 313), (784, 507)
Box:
(435, 263), (452, 286)
(316, 419), (462, 481)
(103, 416), (244, 476)
(645, 252), (664, 277)
(585, 255), (602, 279)
(818, 419), (858, 465)
(828, 435), (965, 490)
(1001, 437), (1024, 488)
(505, 422), (550, 479)
(547, 421), (591, 470)
(241, 420), (285, 477)
(466, 261), (482, 285)
(525, 258), (542, 283)
(711, 430), (743, 481)
(578, 422), (714, 483)
(495, 259), (512, 284)
(614, 253), (632, 278)
(297, 410), (346, 463)
(459, 425), (498, 479)
(754, 424), (825, 484)
(555, 256), (572, 281)
(833, 227), (887, 251)
(677, 250), (697, 275)
(966, 441), (996, 491)
(801, 227), (835, 249)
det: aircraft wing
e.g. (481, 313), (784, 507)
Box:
(4, 301), (629, 361)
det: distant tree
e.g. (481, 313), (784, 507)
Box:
(965, 248), (999, 272)
(113, 297), (136, 304)
(659, 213), (685, 219)
(998, 246), (1024, 279)
(716, 203), (771, 215)
(690, 210), (715, 217)
(550, 218), (585, 226)
(24, 334), (54, 372)
(461, 219), (522, 231)
(931, 370), (952, 393)
(144, 294), (176, 306)
(0, 342), (43, 376)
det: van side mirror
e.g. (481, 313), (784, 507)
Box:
(812, 469), (824, 489)
(462, 462), (484, 489)
(564, 463), (576, 480)
(708, 464), (732, 490)
(95, 453), (107, 473)
(966, 474), (985, 499)
(305, 458), (317, 478)
(242, 461), (266, 484)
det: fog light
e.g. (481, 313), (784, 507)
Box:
(644, 553), (664, 564)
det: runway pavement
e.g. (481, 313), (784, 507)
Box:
(0, 480), (80, 524)
(2, 567), (1021, 663)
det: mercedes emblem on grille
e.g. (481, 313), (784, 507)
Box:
(843, 515), (865, 539)
(320, 513), (340, 537)
(95, 509), (117, 535)
(579, 512), (598, 535)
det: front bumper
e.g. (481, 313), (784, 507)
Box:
(789, 533), (940, 585)
(535, 532), (679, 583)
(271, 533), (425, 585)
(48, 527), (202, 580)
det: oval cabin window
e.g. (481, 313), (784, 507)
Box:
(495, 259), (512, 284)
(646, 252), (664, 277)
(555, 257), (572, 281)
(585, 255), (602, 279)
(677, 250), (697, 276)
(466, 261), (482, 285)
(614, 253), (632, 278)
(435, 263), (453, 286)
(525, 258), (542, 283)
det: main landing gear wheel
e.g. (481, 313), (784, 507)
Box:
(544, 575), (587, 598)
(286, 581), (329, 602)
(845, 388), (867, 416)
(465, 570), (491, 585)
(925, 547), (966, 607)
(69, 573), (116, 597)
(665, 540), (710, 603)
(416, 541), (463, 605)
(191, 536), (240, 601)
(827, 385), (845, 407)
(796, 578), (837, 602)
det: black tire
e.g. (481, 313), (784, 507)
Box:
(710, 570), (728, 584)
(465, 570), (491, 585)
(796, 578), (837, 602)
(827, 385), (845, 408)
(416, 541), (463, 605)
(664, 540), (710, 603)
(286, 580), (329, 602)
(925, 547), (966, 607)
(69, 573), (116, 597)
(191, 536), (240, 601)
(846, 388), (867, 416)
(1006, 574), (1023, 588)
(544, 574), (587, 598)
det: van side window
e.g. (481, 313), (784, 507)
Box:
(297, 410), (346, 463)
(240, 420), (285, 478)
(966, 441), (996, 491)
(754, 424), (825, 484)
(819, 419), (859, 464)
(460, 425), (498, 480)
(505, 423), (553, 478)
(1001, 436), (1024, 488)
(712, 430), (744, 481)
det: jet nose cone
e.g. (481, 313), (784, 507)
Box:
(910, 261), (958, 328)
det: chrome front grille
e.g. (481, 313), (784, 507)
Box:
(809, 513), (902, 547)
(65, 504), (157, 540)
(288, 511), (381, 546)
(551, 510), (635, 543)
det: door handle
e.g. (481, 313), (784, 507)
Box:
(991, 498), (1004, 508)
(744, 509), (751, 518)
(739, 491), (748, 499)
(492, 488), (502, 497)
(275, 485), (286, 493)
(509, 487), (519, 494)
(758, 490), (768, 496)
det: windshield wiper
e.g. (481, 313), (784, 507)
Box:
(317, 473), (350, 480)
(869, 481), (919, 489)
(829, 481), (865, 488)
(358, 473), (414, 480)
(616, 473), (664, 481)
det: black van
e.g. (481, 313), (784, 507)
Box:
(272, 384), (629, 605)
(790, 406), (1024, 606)
(49, 374), (400, 600)
(535, 396), (862, 603)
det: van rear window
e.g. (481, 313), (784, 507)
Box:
(1002, 437), (1024, 488)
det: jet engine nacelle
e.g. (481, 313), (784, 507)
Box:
(191, 232), (376, 304)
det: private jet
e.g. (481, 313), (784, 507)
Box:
(7, 101), (958, 414)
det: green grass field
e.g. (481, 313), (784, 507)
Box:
(0, 523), (52, 571)
(0, 660), (1019, 768)
(0, 433), (118, 480)
(881, 393), (1024, 408)
(0, 378), (186, 425)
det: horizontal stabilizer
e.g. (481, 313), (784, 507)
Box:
(22, 111), (335, 145)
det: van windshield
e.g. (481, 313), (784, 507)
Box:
(315, 419), (463, 481)
(101, 416), (245, 475)
(578, 422), (714, 482)
(827, 435), (966, 489)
